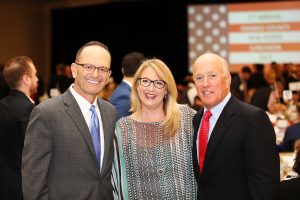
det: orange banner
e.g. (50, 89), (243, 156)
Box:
(229, 1), (300, 11)
(230, 43), (300, 52)
(229, 22), (300, 32)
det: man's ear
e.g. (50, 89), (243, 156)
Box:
(71, 63), (77, 78)
(22, 74), (31, 86)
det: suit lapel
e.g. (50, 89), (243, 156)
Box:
(63, 90), (99, 168)
(202, 97), (236, 175)
(98, 99), (110, 174)
(192, 109), (204, 181)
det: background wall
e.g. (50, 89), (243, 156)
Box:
(0, 0), (108, 87)
(0, 1), (47, 79)
(51, 0), (188, 84)
(0, 0), (297, 88)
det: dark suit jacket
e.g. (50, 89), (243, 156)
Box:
(22, 89), (116, 200)
(192, 96), (280, 200)
(278, 123), (300, 152)
(109, 81), (131, 121)
(0, 90), (35, 200)
(230, 75), (248, 102)
(250, 86), (272, 111)
(278, 177), (300, 200)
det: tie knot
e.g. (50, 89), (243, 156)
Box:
(203, 110), (212, 120)
(90, 105), (96, 113)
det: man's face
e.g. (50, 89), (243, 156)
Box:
(71, 45), (111, 103)
(193, 54), (231, 110)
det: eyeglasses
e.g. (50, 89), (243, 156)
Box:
(75, 63), (111, 74)
(138, 78), (166, 89)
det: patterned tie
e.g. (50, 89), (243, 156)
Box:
(198, 110), (212, 173)
(90, 105), (101, 169)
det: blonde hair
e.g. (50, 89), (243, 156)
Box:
(131, 58), (180, 136)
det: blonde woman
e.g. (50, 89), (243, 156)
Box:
(112, 58), (197, 199)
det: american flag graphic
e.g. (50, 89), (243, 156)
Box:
(188, 1), (300, 72)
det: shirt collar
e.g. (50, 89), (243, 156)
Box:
(26, 95), (35, 104)
(70, 84), (98, 111)
(204, 92), (231, 119)
(123, 79), (132, 87)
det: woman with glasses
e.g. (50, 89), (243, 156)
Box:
(112, 58), (197, 199)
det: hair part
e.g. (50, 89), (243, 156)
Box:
(131, 58), (180, 136)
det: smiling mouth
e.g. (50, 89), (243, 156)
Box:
(145, 93), (156, 99)
(87, 79), (100, 84)
(203, 91), (212, 95)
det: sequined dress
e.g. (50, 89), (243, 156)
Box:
(112, 105), (197, 200)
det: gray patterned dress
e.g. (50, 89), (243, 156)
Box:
(112, 105), (197, 200)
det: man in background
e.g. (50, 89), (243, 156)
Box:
(230, 65), (252, 103)
(0, 56), (38, 200)
(110, 52), (145, 120)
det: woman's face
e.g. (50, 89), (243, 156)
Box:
(136, 66), (167, 111)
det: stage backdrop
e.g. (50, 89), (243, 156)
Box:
(188, 0), (300, 72)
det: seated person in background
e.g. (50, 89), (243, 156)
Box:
(278, 147), (300, 200)
(248, 63), (267, 90)
(250, 68), (276, 111)
(230, 65), (252, 103)
(267, 79), (286, 114)
(284, 62), (299, 90)
(251, 67), (286, 113)
(291, 91), (300, 111)
(278, 122), (300, 152)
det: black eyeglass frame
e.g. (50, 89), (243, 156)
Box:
(75, 63), (111, 74)
(137, 77), (166, 89)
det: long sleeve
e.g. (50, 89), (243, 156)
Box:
(245, 108), (280, 200)
(22, 106), (52, 200)
(112, 122), (129, 200)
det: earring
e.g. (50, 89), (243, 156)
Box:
(164, 94), (167, 99)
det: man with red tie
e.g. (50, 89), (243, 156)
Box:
(192, 53), (279, 200)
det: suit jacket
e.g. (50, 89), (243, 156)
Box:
(250, 86), (272, 111)
(192, 96), (280, 200)
(22, 89), (116, 200)
(109, 81), (131, 121)
(0, 89), (35, 200)
(278, 177), (300, 200)
(278, 123), (300, 152)
(230, 75), (247, 102)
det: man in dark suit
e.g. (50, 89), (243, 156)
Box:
(0, 56), (38, 200)
(109, 52), (145, 120)
(230, 65), (252, 103)
(192, 53), (279, 200)
(22, 41), (116, 199)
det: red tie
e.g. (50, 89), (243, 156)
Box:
(198, 110), (212, 173)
